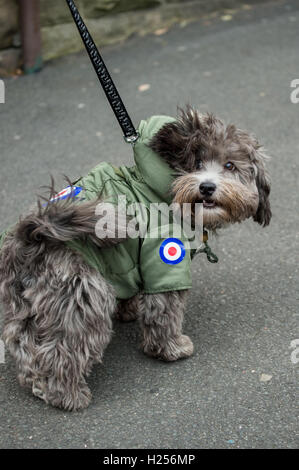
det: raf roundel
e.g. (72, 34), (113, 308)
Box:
(49, 186), (82, 203)
(159, 238), (186, 265)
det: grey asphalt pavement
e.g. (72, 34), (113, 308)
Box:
(0, 0), (298, 449)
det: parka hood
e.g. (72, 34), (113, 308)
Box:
(133, 115), (177, 204)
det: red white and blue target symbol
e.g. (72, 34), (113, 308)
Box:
(159, 238), (186, 265)
(49, 186), (82, 203)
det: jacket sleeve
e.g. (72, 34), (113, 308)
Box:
(140, 226), (193, 295)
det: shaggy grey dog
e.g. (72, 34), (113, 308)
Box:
(0, 107), (271, 410)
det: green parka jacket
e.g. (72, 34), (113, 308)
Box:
(0, 116), (196, 299)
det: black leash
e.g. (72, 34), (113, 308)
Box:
(65, 0), (139, 144)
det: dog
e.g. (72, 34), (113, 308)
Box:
(0, 106), (271, 410)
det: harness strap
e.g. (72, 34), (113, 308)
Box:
(197, 241), (219, 263)
(196, 229), (219, 263)
(65, 0), (139, 143)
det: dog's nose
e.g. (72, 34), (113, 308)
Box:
(199, 182), (216, 197)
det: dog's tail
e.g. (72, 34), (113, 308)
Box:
(16, 180), (127, 249)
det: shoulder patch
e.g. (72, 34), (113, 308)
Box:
(159, 238), (186, 265)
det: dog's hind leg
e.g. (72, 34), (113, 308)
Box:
(0, 232), (39, 390)
(140, 290), (194, 362)
(31, 249), (116, 410)
(1, 244), (116, 411)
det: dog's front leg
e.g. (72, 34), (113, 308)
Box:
(140, 290), (194, 361)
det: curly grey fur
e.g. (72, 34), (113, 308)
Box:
(150, 106), (272, 227)
(116, 294), (142, 322)
(139, 290), (193, 361)
(20, 183), (126, 248)
(0, 189), (123, 410)
(0, 106), (271, 410)
(116, 291), (193, 361)
(0, 235), (115, 411)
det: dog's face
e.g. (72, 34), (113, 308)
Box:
(150, 107), (271, 230)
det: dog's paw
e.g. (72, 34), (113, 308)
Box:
(60, 385), (92, 411)
(143, 335), (194, 362)
(32, 379), (92, 411)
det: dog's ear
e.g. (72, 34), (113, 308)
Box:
(149, 121), (188, 167)
(252, 146), (272, 227)
(149, 106), (203, 171)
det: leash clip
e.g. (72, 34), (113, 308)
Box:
(195, 229), (219, 263)
(124, 132), (140, 145)
(200, 242), (219, 263)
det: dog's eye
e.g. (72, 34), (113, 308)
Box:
(224, 161), (235, 171)
(196, 160), (203, 170)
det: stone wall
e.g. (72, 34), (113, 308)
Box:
(39, 0), (271, 61)
(0, 0), (18, 74)
(0, 0), (275, 73)
(0, 0), (18, 49)
(41, 0), (207, 61)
